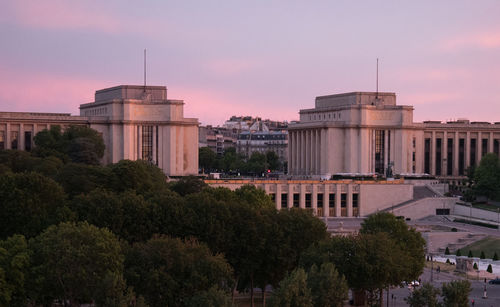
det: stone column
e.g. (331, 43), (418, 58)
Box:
(310, 129), (316, 175)
(287, 185), (294, 209)
(5, 123), (11, 149)
(384, 130), (389, 171)
(299, 184), (306, 209)
(19, 124), (25, 150)
(288, 131), (293, 174)
(430, 131), (436, 175)
(465, 132), (470, 168)
(316, 129), (321, 175)
(137, 126), (142, 160)
(323, 184), (330, 217)
(335, 185), (341, 217)
(152, 126), (157, 164)
(454, 131), (459, 176)
(347, 184), (353, 217)
(489, 132), (494, 153)
(276, 184), (281, 210)
(312, 184), (318, 216)
(305, 130), (310, 175)
(443, 131), (448, 176)
(477, 131), (482, 164)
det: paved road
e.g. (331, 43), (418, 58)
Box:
(381, 268), (500, 307)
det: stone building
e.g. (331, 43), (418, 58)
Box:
(0, 84), (199, 176)
(288, 91), (500, 180)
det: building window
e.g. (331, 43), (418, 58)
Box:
(352, 194), (358, 208)
(424, 138), (430, 174)
(447, 138), (453, 176)
(341, 193), (347, 208)
(329, 193), (335, 208)
(281, 193), (288, 209)
(293, 193), (299, 207)
(142, 126), (153, 161)
(270, 194), (276, 203)
(11, 131), (18, 150)
(0, 131), (4, 150)
(25, 131), (32, 151)
(317, 193), (323, 208)
(375, 130), (385, 174)
(494, 139), (500, 157)
(305, 193), (311, 208)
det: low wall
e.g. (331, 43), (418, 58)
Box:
(453, 203), (500, 223)
(392, 197), (456, 220)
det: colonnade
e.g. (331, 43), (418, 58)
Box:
(270, 183), (359, 217)
(288, 129), (324, 175)
(425, 130), (500, 177)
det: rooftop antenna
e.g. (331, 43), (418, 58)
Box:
(376, 58), (379, 99)
(143, 49), (147, 92)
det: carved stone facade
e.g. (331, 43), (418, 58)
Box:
(0, 85), (199, 176)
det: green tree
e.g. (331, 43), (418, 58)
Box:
(0, 235), (30, 306)
(307, 263), (348, 307)
(56, 162), (112, 197)
(493, 252), (498, 261)
(487, 264), (493, 273)
(245, 151), (268, 175)
(405, 282), (440, 307)
(268, 268), (313, 307)
(360, 212), (426, 286)
(0, 172), (73, 239)
(445, 247), (450, 255)
(199, 147), (217, 173)
(441, 280), (471, 307)
(29, 222), (129, 306)
(125, 236), (233, 307)
(108, 160), (167, 195)
(184, 286), (233, 307)
(473, 262), (478, 270)
(474, 153), (500, 200)
(34, 125), (105, 165)
(468, 250), (473, 258)
(169, 175), (207, 196)
(266, 151), (282, 171)
(456, 249), (462, 256)
(480, 251), (486, 259)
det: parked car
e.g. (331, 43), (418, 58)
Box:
(488, 278), (500, 285)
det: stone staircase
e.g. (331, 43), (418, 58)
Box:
(437, 233), (487, 253)
(382, 185), (439, 212)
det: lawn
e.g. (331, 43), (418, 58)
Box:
(472, 202), (500, 213)
(461, 236), (500, 259)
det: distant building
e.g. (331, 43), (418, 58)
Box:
(288, 91), (500, 180)
(236, 121), (288, 162)
(199, 126), (238, 155)
(0, 85), (199, 176)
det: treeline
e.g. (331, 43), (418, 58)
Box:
(1, 126), (431, 307)
(199, 147), (285, 175)
(0, 132), (328, 306)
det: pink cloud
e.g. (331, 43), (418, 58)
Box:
(439, 30), (500, 51)
(1, 1), (121, 33)
(0, 67), (112, 114)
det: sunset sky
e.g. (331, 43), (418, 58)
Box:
(1, 1), (500, 125)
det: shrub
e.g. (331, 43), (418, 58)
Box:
(480, 251), (486, 259)
(456, 249), (462, 256)
(473, 263), (478, 270)
(487, 264), (493, 273)
(446, 259), (451, 264)
(494, 252), (499, 261)
(468, 250), (473, 258)
(451, 228), (458, 232)
(445, 247), (450, 255)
